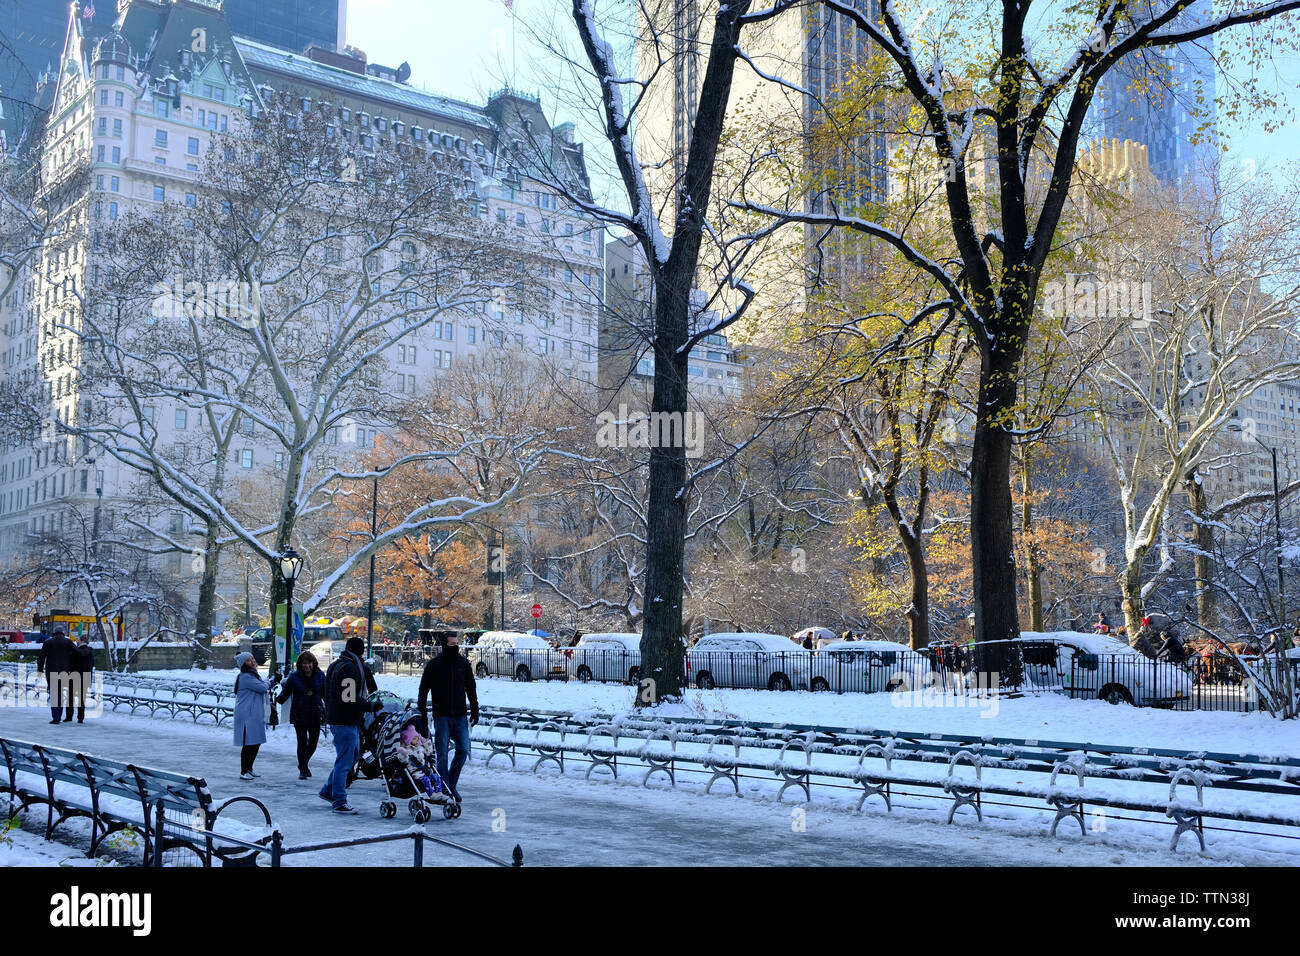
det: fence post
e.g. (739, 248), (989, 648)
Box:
(151, 799), (165, 867)
(270, 829), (283, 868)
(413, 829), (424, 867)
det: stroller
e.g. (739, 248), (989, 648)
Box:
(350, 690), (407, 785)
(376, 705), (461, 822)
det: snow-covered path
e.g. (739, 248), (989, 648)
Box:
(0, 705), (1275, 866)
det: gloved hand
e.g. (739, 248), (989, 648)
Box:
(470, 713), (479, 727)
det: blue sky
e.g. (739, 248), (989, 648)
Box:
(347, 0), (1299, 187)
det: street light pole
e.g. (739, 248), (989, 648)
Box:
(366, 476), (378, 659)
(1255, 436), (1286, 627)
(500, 528), (506, 630)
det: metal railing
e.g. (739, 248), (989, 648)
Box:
(152, 800), (523, 867)
(11, 667), (1300, 853)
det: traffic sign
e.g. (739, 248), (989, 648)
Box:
(531, 603), (542, 619)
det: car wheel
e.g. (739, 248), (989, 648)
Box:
(1100, 684), (1133, 705)
(810, 677), (830, 693)
(576, 665), (593, 682)
(628, 666), (642, 684)
(768, 673), (792, 692)
(475, 662), (488, 679)
(515, 664), (532, 682)
(696, 671), (715, 690)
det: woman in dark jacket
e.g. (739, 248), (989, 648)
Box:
(277, 651), (326, 779)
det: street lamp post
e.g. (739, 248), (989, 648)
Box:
(366, 476), (378, 659)
(277, 548), (303, 680)
(1253, 436), (1287, 627)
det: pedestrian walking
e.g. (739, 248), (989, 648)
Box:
(319, 637), (377, 814)
(232, 652), (269, 779)
(417, 631), (479, 803)
(68, 636), (94, 723)
(35, 629), (75, 724)
(276, 651), (326, 779)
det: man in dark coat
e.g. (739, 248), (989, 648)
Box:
(418, 632), (478, 802)
(35, 629), (75, 724)
(67, 637), (94, 723)
(318, 638), (377, 813)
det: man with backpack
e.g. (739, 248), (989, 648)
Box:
(319, 638), (376, 814)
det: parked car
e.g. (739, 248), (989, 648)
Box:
(806, 640), (930, 693)
(687, 633), (807, 691)
(0, 629), (25, 644)
(306, 633), (385, 673)
(567, 633), (643, 684)
(468, 631), (569, 682)
(1015, 631), (1193, 706)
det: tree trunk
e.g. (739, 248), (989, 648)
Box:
(902, 530), (930, 651)
(193, 519), (221, 653)
(1022, 449), (1044, 631)
(1186, 472), (1218, 634)
(970, 357), (1023, 684)
(1120, 555), (1146, 644)
(638, 292), (691, 705)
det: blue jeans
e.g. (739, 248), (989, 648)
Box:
(320, 724), (359, 809)
(434, 716), (471, 794)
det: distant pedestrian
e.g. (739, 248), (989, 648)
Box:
(68, 636), (94, 723)
(232, 652), (269, 779)
(319, 637), (377, 814)
(418, 631), (479, 803)
(1158, 631), (1187, 665)
(1094, 612), (1110, 635)
(36, 629), (75, 725)
(570, 630), (583, 648)
(276, 651), (326, 779)
(802, 634), (814, 650)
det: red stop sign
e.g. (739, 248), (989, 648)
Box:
(531, 604), (543, 619)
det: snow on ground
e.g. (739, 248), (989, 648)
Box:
(0, 825), (119, 867)
(138, 667), (1300, 756)
(0, 704), (1279, 866)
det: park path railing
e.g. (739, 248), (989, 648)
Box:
(8, 663), (1300, 853)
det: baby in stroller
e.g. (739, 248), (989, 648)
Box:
(378, 709), (463, 821)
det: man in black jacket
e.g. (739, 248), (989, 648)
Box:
(67, 637), (94, 723)
(418, 632), (478, 802)
(35, 629), (75, 724)
(318, 638), (377, 814)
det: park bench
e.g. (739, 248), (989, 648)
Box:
(0, 736), (273, 866)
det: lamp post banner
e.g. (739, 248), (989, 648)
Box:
(274, 602), (305, 668)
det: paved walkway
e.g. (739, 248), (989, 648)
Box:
(0, 705), (1235, 866)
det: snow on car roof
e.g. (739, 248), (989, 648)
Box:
(578, 633), (641, 647)
(1019, 631), (1137, 655)
(697, 633), (796, 649)
(822, 640), (911, 653)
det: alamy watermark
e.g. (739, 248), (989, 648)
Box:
(1041, 277), (1153, 327)
(150, 274), (262, 328)
(0, 664), (105, 718)
(595, 404), (705, 459)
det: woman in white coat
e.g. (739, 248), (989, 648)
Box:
(232, 652), (269, 780)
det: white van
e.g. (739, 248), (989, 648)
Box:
(687, 633), (806, 691)
(567, 633), (643, 684)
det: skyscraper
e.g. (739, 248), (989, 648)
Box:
(0, 0), (343, 136)
(1088, 0), (1218, 188)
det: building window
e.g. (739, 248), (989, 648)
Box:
(155, 129), (167, 147)
(516, 212), (526, 227)
(175, 408), (187, 429)
(240, 449), (253, 469)
(153, 186), (165, 202)
(274, 452), (285, 469)
(112, 147), (121, 163)
(188, 136), (200, 155)
(155, 100), (168, 118)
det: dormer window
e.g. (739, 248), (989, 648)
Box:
(393, 121), (405, 136)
